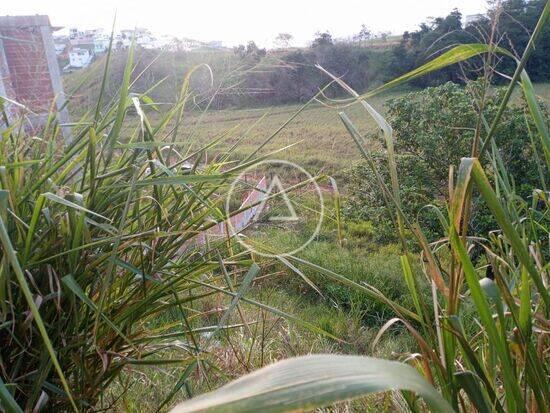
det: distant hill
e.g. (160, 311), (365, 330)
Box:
(63, 47), (239, 112)
(64, 42), (395, 113)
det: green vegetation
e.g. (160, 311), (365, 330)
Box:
(346, 80), (549, 243)
(172, 3), (550, 412)
(0, 41), (337, 411)
(66, 0), (550, 113)
(1, 1), (550, 412)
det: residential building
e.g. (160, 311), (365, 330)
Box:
(69, 48), (92, 68)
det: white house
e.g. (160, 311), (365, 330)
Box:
(69, 48), (92, 68)
(93, 37), (109, 54)
(69, 27), (81, 39)
(54, 43), (66, 55)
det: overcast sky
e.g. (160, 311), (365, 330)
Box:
(3, 0), (489, 47)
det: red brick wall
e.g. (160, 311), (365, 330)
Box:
(0, 17), (55, 113)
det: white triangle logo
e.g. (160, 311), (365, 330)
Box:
(254, 175), (299, 222)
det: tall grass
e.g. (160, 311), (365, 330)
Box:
(172, 3), (550, 412)
(0, 37), (333, 411)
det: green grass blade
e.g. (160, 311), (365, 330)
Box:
(203, 263), (260, 349)
(465, 158), (550, 308)
(454, 371), (491, 413)
(61, 274), (135, 347)
(0, 216), (79, 412)
(449, 225), (524, 412)
(110, 174), (226, 188)
(0, 376), (23, 413)
(519, 71), (550, 168)
(105, 35), (135, 163)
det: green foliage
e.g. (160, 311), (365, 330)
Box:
(174, 8), (550, 408)
(346, 81), (548, 241)
(336, 27), (550, 412)
(490, 0), (550, 82)
(66, 1), (550, 114)
(346, 154), (438, 243)
(66, 38), (393, 111)
(229, 43), (376, 106)
(311, 31), (334, 47)
(389, 81), (546, 195)
(0, 41), (309, 411)
(389, 0), (550, 85)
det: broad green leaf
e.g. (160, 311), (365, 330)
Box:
(454, 371), (491, 413)
(170, 355), (454, 413)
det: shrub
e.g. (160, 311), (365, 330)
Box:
(345, 81), (548, 242)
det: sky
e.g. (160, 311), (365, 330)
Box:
(2, 0), (489, 47)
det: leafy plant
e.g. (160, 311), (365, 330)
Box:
(346, 80), (548, 242)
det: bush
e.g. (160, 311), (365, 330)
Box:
(345, 81), (548, 242)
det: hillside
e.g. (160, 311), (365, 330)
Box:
(63, 41), (398, 114)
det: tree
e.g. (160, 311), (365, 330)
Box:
(233, 44), (246, 58)
(233, 41), (266, 60)
(353, 24), (372, 42)
(388, 1), (550, 85)
(376, 31), (391, 42)
(311, 31), (334, 47)
(275, 33), (293, 48)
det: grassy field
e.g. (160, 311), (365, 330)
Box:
(109, 211), (417, 411)
(177, 82), (549, 177)
(181, 90), (405, 174)
(60, 74), (550, 410)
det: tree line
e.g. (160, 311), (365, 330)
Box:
(69, 0), (550, 110)
(214, 0), (550, 107)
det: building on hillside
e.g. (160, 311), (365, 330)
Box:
(0, 15), (70, 139)
(62, 26), (215, 55)
(93, 36), (109, 54)
(69, 27), (80, 39)
(54, 42), (67, 55)
(69, 47), (92, 68)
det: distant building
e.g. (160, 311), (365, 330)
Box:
(69, 27), (80, 39)
(62, 26), (218, 57)
(54, 43), (67, 55)
(465, 14), (485, 26)
(0, 15), (70, 138)
(93, 37), (109, 54)
(69, 48), (92, 68)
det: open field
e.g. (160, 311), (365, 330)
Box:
(176, 82), (550, 177)
(3, 0), (550, 410)
(124, 89), (409, 179)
